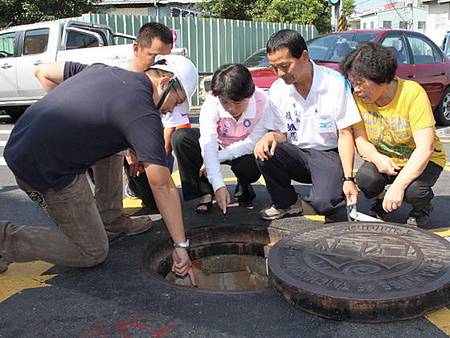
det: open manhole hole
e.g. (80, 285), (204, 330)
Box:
(144, 224), (288, 292)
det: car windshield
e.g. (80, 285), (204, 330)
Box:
(307, 32), (378, 62)
(243, 49), (269, 68)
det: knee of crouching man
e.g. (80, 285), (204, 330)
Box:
(82, 242), (109, 267)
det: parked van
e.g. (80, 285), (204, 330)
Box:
(0, 19), (186, 120)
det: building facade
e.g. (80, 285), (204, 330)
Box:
(348, 2), (427, 34)
(97, 0), (200, 17)
(421, 0), (450, 45)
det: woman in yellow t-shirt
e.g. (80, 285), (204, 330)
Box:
(340, 42), (447, 227)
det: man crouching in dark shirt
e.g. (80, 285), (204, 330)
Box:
(0, 55), (197, 285)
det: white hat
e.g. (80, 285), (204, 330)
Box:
(151, 54), (198, 115)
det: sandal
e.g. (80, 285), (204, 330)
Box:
(195, 201), (213, 214)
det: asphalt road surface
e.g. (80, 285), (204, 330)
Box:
(1, 114), (449, 337)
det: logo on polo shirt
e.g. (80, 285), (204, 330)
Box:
(243, 119), (251, 128)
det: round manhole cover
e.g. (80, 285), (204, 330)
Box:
(268, 222), (450, 322)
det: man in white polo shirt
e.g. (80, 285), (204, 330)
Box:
(254, 29), (361, 221)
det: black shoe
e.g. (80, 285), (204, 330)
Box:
(324, 208), (348, 223)
(368, 198), (387, 220)
(125, 184), (137, 198)
(406, 207), (432, 227)
(234, 182), (256, 204)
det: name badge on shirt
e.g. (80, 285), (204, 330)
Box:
(317, 117), (334, 133)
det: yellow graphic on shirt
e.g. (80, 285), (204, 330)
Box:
(354, 78), (447, 168)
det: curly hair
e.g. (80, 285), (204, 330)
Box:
(340, 42), (397, 84)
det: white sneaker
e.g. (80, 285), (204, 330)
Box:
(260, 198), (303, 220)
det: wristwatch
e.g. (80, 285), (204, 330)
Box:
(173, 239), (190, 249)
(342, 176), (355, 182)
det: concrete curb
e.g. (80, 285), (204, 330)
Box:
(437, 126), (450, 137)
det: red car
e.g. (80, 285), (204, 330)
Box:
(248, 30), (450, 126)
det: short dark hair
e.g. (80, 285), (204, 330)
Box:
(136, 22), (173, 48)
(211, 64), (255, 101)
(340, 42), (397, 84)
(266, 29), (307, 58)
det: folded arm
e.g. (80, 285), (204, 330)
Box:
(34, 62), (65, 92)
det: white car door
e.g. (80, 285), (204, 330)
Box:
(0, 31), (20, 102)
(16, 27), (56, 99)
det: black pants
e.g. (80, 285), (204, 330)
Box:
(171, 128), (261, 201)
(355, 160), (443, 211)
(124, 152), (174, 211)
(124, 160), (158, 212)
(257, 143), (345, 216)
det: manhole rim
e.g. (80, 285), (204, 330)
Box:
(143, 223), (284, 295)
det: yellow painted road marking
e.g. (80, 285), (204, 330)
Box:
(123, 170), (182, 211)
(122, 173), (450, 334)
(425, 308), (450, 335)
(441, 139), (450, 143)
(171, 170), (181, 187)
(433, 227), (450, 237)
(304, 215), (325, 222)
(123, 197), (142, 209)
(0, 261), (56, 303)
(258, 176), (266, 186)
(425, 228), (450, 335)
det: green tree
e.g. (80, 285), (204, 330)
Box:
(343, 0), (356, 18)
(196, 0), (254, 20)
(0, 0), (100, 28)
(197, 0), (332, 33)
(257, 0), (332, 33)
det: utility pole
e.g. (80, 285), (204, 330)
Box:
(409, 3), (414, 30)
(328, 0), (345, 31)
(154, 0), (160, 17)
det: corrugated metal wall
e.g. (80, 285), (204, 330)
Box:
(80, 14), (318, 105)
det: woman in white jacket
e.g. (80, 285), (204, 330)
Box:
(172, 64), (267, 214)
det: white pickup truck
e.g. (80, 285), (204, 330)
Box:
(0, 19), (185, 120)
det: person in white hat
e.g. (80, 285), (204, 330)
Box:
(123, 23), (193, 209)
(0, 55), (198, 285)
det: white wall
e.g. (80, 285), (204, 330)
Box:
(425, 3), (450, 45)
(105, 7), (149, 16)
(360, 13), (377, 30)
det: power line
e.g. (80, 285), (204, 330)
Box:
(388, 0), (409, 26)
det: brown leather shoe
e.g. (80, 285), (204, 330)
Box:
(105, 215), (152, 237)
(0, 255), (8, 273)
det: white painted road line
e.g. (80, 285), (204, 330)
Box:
(0, 157), (6, 166)
(0, 130), (11, 134)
